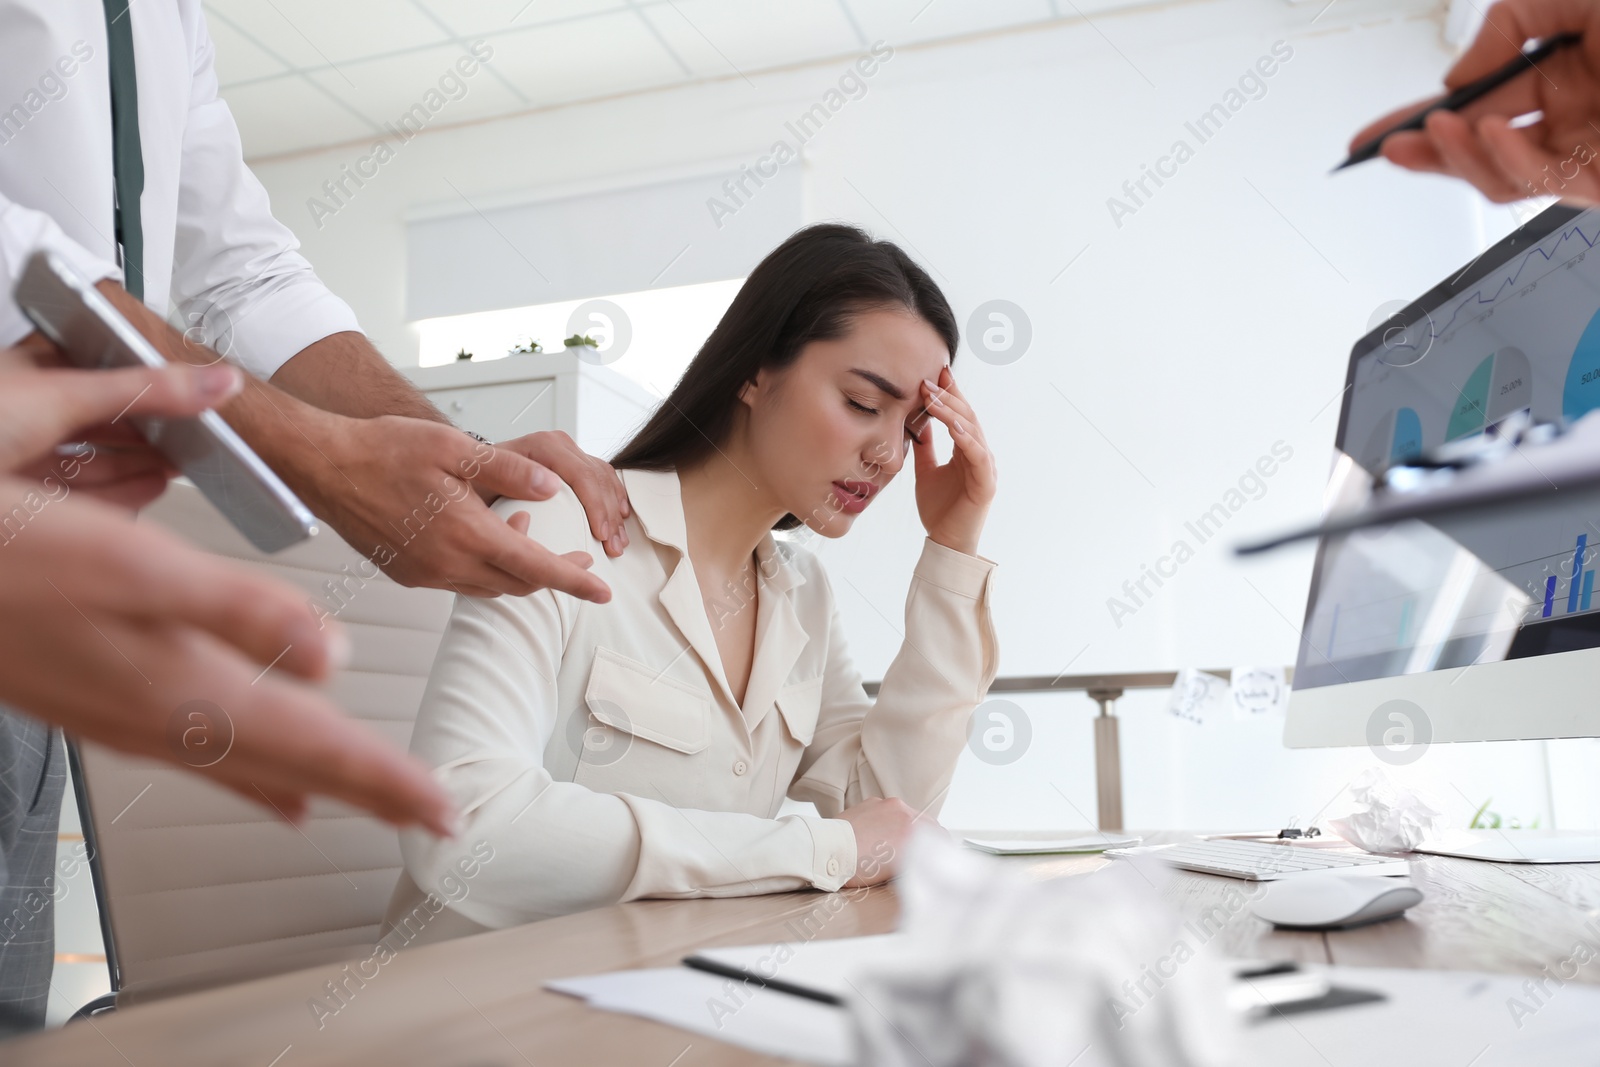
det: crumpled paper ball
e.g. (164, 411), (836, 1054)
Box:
(846, 828), (1238, 1067)
(1327, 768), (1444, 853)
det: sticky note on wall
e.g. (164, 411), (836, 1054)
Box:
(1230, 665), (1288, 720)
(1166, 668), (1230, 726)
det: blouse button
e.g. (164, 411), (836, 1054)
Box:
(733, 760), (748, 776)
(826, 857), (841, 877)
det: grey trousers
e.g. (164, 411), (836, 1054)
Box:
(0, 706), (65, 1039)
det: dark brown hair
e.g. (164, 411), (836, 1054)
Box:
(611, 223), (957, 529)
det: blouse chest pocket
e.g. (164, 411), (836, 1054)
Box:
(774, 677), (823, 747)
(575, 647), (712, 790)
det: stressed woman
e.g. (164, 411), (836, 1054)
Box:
(387, 224), (998, 939)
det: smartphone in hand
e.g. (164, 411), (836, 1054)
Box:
(15, 251), (317, 552)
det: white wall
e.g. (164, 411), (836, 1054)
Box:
(248, 0), (1588, 834)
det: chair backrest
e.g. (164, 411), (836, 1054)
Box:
(74, 481), (454, 1003)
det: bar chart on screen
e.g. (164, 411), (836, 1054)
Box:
(1533, 534), (1596, 619)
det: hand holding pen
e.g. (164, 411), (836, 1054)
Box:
(1344, 0), (1600, 204)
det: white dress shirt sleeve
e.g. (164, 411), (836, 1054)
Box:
(400, 489), (854, 929)
(0, 194), (120, 348)
(167, 13), (359, 380)
(790, 538), (1000, 819)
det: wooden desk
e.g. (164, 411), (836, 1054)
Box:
(11, 831), (1600, 1066)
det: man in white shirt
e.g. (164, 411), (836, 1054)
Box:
(0, 2), (631, 588)
(0, 353), (460, 1036)
(0, 0), (631, 1033)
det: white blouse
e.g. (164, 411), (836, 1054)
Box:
(388, 467), (998, 936)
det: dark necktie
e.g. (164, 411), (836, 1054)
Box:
(101, 0), (144, 299)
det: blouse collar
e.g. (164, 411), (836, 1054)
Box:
(619, 467), (807, 595)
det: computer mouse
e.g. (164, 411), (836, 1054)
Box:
(1252, 874), (1423, 930)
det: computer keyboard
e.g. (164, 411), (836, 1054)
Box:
(1105, 839), (1411, 881)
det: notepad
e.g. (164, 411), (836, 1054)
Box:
(963, 834), (1143, 855)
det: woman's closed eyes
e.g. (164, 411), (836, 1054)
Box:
(846, 393), (927, 441)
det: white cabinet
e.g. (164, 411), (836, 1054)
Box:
(406, 352), (658, 460)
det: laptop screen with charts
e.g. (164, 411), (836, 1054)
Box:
(1286, 204), (1600, 749)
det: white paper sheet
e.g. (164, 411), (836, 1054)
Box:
(691, 933), (905, 1001)
(963, 834), (1143, 855)
(1237, 966), (1600, 1066)
(549, 947), (1600, 1067)
(548, 966), (856, 1066)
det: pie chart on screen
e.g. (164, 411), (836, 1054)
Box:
(1564, 306), (1600, 423)
(1447, 347), (1532, 440)
(1358, 406), (1424, 472)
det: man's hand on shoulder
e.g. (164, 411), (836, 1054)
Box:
(82, 279), (628, 599)
(302, 414), (612, 602)
(486, 430), (631, 558)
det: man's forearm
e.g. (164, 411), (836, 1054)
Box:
(85, 283), (434, 512)
(35, 281), (621, 599)
(88, 283), (442, 422)
(268, 331), (446, 423)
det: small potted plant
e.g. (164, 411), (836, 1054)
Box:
(509, 336), (543, 356)
(562, 333), (598, 351)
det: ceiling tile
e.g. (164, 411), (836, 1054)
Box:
(487, 9), (690, 107)
(842, 0), (1053, 46)
(222, 75), (377, 157)
(202, 7), (291, 84)
(305, 43), (529, 131)
(411, 0), (635, 40)
(204, 0), (450, 68)
(217, 0), (1105, 157)
(640, 0), (860, 79)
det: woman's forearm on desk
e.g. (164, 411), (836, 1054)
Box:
(400, 765), (640, 925)
(402, 761), (854, 924)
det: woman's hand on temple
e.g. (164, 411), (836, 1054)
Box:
(912, 365), (996, 556)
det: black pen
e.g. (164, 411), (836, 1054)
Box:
(682, 954), (844, 1006)
(1334, 31), (1583, 172)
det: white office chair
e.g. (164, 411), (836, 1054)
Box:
(71, 481), (455, 1010)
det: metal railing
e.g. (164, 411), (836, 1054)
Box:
(866, 669), (1293, 831)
